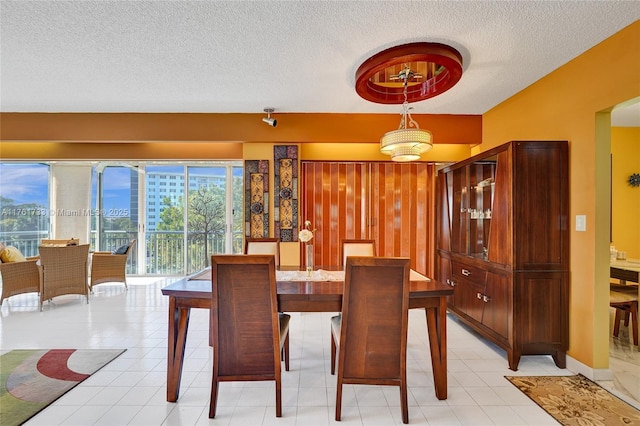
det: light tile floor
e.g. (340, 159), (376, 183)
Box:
(599, 310), (640, 405)
(1, 276), (638, 425)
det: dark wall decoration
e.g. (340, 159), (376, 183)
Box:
(274, 145), (298, 242)
(244, 160), (269, 238)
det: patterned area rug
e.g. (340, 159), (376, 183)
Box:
(506, 374), (640, 425)
(0, 349), (125, 426)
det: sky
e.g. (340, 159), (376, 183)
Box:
(0, 163), (49, 206)
(0, 163), (243, 210)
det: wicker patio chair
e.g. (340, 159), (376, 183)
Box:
(0, 256), (41, 305)
(39, 244), (90, 311)
(89, 240), (136, 291)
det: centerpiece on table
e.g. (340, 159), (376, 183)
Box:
(299, 220), (316, 276)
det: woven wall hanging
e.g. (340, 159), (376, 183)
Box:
(274, 145), (298, 242)
(244, 160), (269, 237)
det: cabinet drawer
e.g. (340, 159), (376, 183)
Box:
(451, 261), (487, 283)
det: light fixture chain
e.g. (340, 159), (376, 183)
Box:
(400, 66), (420, 130)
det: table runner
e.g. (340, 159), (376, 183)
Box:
(189, 267), (429, 282)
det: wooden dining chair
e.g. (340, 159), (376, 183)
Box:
(245, 237), (280, 266)
(341, 239), (375, 268)
(209, 254), (290, 418)
(330, 256), (410, 423)
(610, 284), (638, 346)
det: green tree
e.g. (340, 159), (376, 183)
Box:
(189, 185), (226, 267)
(156, 187), (228, 271)
(0, 196), (48, 238)
(103, 217), (134, 232)
(232, 175), (243, 242)
(155, 196), (185, 273)
(158, 196), (184, 231)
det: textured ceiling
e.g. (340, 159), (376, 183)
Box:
(1, 1), (639, 125)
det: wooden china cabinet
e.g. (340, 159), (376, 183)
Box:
(436, 141), (569, 370)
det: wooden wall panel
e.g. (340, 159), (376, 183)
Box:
(301, 161), (435, 275)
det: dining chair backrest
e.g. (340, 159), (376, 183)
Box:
(341, 239), (375, 268)
(209, 254), (289, 418)
(333, 256), (410, 423)
(245, 237), (280, 266)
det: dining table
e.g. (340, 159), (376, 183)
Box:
(161, 266), (453, 403)
(611, 258), (640, 284)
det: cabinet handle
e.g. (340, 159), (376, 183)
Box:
(483, 295), (491, 303)
(477, 292), (483, 299)
(462, 269), (471, 276)
(447, 279), (457, 287)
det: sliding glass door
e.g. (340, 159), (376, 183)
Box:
(92, 165), (140, 274)
(92, 162), (242, 276)
(0, 163), (50, 257)
(145, 165), (184, 275)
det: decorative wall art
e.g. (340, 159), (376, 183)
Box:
(274, 145), (298, 242)
(244, 160), (269, 237)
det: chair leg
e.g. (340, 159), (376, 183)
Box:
(612, 302), (639, 346)
(630, 302), (638, 346)
(400, 380), (409, 424)
(335, 379), (343, 421)
(613, 306), (624, 337)
(284, 332), (290, 371)
(331, 332), (336, 375)
(275, 376), (282, 417)
(209, 376), (219, 418)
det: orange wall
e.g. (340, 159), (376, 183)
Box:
(482, 21), (640, 370)
(0, 112), (478, 163)
(0, 112), (480, 143)
(611, 127), (640, 260)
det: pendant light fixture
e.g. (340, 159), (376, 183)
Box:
(379, 66), (432, 162)
(355, 42), (464, 162)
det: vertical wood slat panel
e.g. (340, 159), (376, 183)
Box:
(301, 161), (434, 274)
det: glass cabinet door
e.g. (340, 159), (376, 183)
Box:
(447, 156), (497, 258)
(468, 157), (496, 259)
(449, 167), (468, 255)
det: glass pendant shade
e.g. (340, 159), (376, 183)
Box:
(380, 128), (433, 162)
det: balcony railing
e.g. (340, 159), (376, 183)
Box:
(0, 232), (49, 258)
(0, 230), (244, 276)
(95, 231), (245, 275)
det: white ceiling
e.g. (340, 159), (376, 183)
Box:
(1, 1), (639, 126)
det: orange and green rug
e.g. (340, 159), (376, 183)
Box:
(0, 349), (125, 426)
(506, 374), (640, 425)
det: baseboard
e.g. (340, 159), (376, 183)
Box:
(566, 354), (614, 381)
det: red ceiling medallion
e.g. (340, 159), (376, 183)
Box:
(355, 42), (463, 104)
